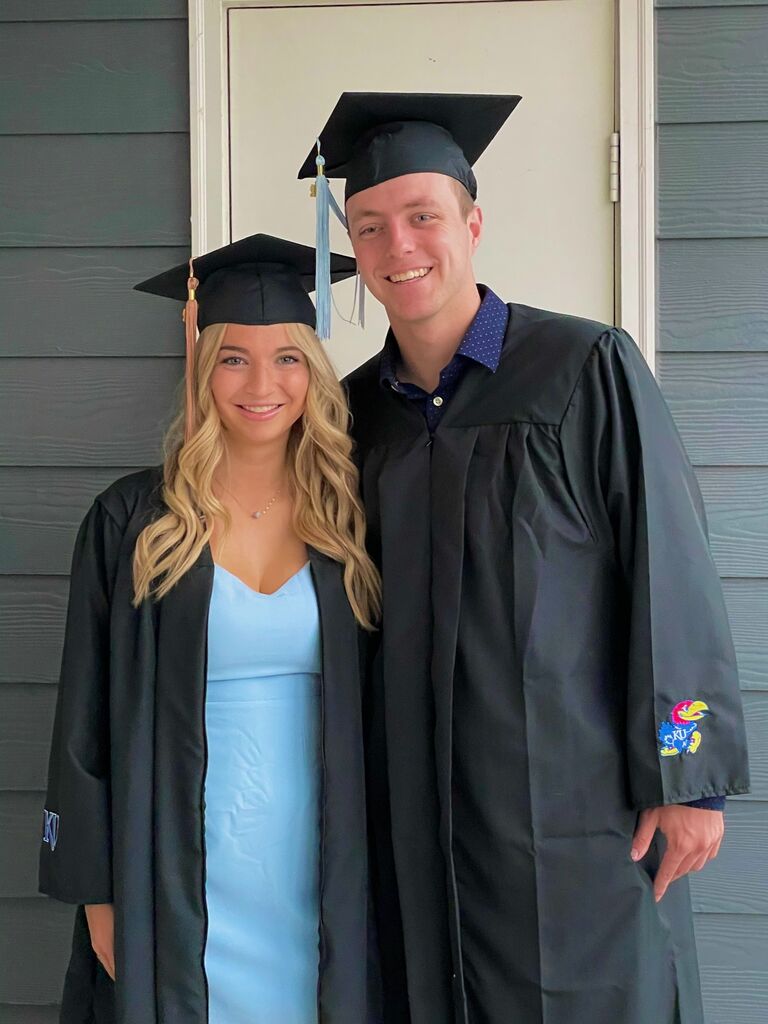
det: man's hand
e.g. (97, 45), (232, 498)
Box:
(631, 805), (724, 903)
(85, 903), (115, 980)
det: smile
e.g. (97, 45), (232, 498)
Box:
(237, 403), (283, 421)
(386, 267), (432, 283)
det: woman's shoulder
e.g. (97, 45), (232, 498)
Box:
(93, 466), (165, 528)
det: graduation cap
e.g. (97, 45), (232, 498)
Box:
(134, 233), (357, 440)
(298, 92), (521, 201)
(298, 92), (521, 334)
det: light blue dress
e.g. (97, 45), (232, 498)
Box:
(204, 562), (321, 1024)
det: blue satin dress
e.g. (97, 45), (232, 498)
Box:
(204, 562), (321, 1024)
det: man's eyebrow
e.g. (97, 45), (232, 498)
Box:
(350, 197), (439, 220)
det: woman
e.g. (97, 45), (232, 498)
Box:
(39, 234), (380, 1024)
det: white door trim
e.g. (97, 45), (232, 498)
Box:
(188, 0), (657, 366)
(616, 0), (656, 371)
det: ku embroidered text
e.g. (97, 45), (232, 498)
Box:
(42, 809), (59, 851)
(658, 700), (712, 757)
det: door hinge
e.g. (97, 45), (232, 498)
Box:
(609, 132), (620, 203)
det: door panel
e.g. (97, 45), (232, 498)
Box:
(229, 0), (615, 375)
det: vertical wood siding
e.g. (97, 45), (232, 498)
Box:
(0, 6), (189, 1015)
(657, 3), (768, 1021)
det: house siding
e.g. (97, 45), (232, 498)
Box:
(0, 2), (189, 1016)
(657, 2), (768, 1021)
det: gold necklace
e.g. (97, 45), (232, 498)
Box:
(219, 481), (281, 521)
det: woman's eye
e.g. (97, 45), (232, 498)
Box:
(277, 355), (299, 365)
(222, 356), (245, 366)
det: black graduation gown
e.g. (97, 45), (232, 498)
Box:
(346, 305), (750, 1024)
(39, 468), (375, 1024)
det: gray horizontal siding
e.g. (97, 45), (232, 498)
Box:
(1, 9), (190, 1014)
(0, 247), (190, 357)
(0, 1007), (60, 1024)
(657, 123), (768, 238)
(690, 800), (768, 913)
(0, 578), (68, 686)
(657, 6), (768, 124)
(698, 468), (768, 576)
(0, 685), (58, 791)
(658, 239), (768, 351)
(722, 581), (768, 691)
(696, 913), (768, 1023)
(0, 134), (190, 247)
(0, 0), (186, 18)
(0, 468), (142, 575)
(0, 899), (75, 1005)
(658, 352), (768, 465)
(0, 20), (188, 134)
(1, 793), (47, 898)
(0, 359), (182, 466)
(658, 3), (768, 1014)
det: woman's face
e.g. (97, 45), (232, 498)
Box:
(209, 323), (310, 449)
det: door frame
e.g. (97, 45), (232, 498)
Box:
(188, 0), (656, 368)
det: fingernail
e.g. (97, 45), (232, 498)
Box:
(631, 849), (640, 861)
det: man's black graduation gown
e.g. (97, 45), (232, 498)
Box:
(39, 469), (374, 1024)
(346, 305), (750, 1024)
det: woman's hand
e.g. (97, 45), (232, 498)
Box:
(84, 903), (116, 980)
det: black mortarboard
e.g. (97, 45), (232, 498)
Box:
(298, 92), (522, 202)
(134, 233), (356, 441)
(134, 233), (356, 331)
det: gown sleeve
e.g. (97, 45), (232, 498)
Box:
(38, 499), (123, 904)
(561, 328), (750, 810)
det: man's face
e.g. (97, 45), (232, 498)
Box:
(346, 172), (482, 327)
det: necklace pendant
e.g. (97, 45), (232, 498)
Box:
(252, 511), (263, 519)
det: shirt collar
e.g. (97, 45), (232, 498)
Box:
(378, 285), (508, 389)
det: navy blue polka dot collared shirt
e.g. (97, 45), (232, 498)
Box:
(378, 284), (508, 433)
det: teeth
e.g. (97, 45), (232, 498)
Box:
(243, 405), (278, 413)
(388, 268), (430, 283)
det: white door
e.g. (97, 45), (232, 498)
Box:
(225, 0), (616, 376)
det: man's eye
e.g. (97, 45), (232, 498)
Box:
(415, 214), (433, 222)
(359, 225), (378, 236)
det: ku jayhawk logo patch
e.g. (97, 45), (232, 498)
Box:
(42, 809), (59, 851)
(658, 700), (711, 757)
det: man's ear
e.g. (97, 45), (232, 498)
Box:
(469, 205), (483, 250)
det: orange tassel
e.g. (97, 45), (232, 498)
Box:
(182, 257), (199, 443)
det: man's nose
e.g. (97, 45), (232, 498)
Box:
(387, 221), (415, 259)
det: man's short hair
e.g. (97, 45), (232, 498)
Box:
(452, 178), (476, 219)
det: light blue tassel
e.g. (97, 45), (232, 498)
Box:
(314, 149), (331, 341)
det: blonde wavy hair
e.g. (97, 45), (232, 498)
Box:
(132, 322), (381, 629)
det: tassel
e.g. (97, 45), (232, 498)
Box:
(357, 274), (366, 329)
(182, 257), (199, 443)
(313, 146), (332, 342)
(328, 188), (348, 231)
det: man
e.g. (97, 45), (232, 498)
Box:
(299, 94), (750, 1024)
